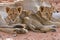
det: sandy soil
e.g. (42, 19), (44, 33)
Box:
(0, 28), (59, 40)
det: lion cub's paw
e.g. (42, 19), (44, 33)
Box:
(40, 25), (56, 33)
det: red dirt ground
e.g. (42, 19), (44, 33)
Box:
(0, 28), (60, 40)
(0, 0), (60, 11)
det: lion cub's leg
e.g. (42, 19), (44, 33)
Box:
(40, 25), (56, 33)
(0, 24), (28, 37)
(0, 28), (16, 34)
(13, 24), (28, 34)
(23, 17), (56, 33)
(23, 17), (42, 32)
(48, 21), (60, 28)
(0, 28), (28, 37)
(0, 28), (17, 37)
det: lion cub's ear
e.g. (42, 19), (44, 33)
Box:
(17, 6), (22, 13)
(6, 7), (10, 13)
(40, 6), (44, 12)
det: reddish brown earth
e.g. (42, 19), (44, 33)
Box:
(45, 0), (60, 11)
(0, 0), (60, 11)
(0, 28), (60, 40)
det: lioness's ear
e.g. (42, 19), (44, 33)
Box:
(17, 6), (22, 13)
(6, 7), (10, 13)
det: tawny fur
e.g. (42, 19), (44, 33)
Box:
(5, 6), (22, 25)
(19, 10), (56, 32)
(0, 7), (28, 35)
(0, 3), (57, 34)
(23, 17), (56, 32)
(39, 5), (60, 28)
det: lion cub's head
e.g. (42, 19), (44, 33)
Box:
(39, 6), (54, 13)
(6, 6), (22, 21)
(39, 6), (55, 20)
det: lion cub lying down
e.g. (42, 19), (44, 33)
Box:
(23, 17), (56, 33)
(20, 10), (56, 33)
(0, 6), (28, 36)
(0, 6), (56, 35)
(38, 6), (60, 28)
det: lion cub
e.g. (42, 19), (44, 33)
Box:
(23, 17), (56, 33)
(0, 7), (28, 35)
(19, 10), (56, 32)
(39, 6), (60, 27)
(5, 6), (22, 25)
